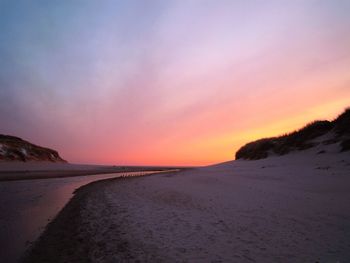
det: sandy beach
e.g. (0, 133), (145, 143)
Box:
(23, 149), (350, 262)
(2, 1), (350, 262)
(0, 163), (179, 263)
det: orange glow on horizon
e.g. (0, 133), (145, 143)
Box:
(68, 99), (350, 166)
(2, 1), (350, 166)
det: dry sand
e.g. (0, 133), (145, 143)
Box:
(23, 149), (350, 262)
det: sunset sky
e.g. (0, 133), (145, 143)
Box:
(1, 1), (350, 165)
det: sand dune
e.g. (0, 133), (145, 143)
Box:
(23, 149), (350, 262)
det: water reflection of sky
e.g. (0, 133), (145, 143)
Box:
(0, 171), (171, 263)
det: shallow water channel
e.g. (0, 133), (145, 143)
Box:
(0, 170), (169, 263)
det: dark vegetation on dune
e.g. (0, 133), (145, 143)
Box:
(0, 134), (66, 162)
(236, 108), (350, 160)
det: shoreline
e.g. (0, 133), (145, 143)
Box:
(22, 152), (350, 262)
(21, 172), (174, 263)
(1, 169), (180, 263)
(0, 162), (185, 181)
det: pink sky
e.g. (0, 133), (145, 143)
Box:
(1, 1), (350, 165)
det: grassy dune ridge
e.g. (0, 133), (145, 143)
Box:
(236, 108), (350, 160)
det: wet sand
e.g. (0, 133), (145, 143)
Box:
(0, 169), (178, 263)
(0, 162), (179, 181)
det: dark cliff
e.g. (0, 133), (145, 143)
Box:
(0, 135), (66, 162)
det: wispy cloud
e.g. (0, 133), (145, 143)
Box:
(1, 0), (350, 165)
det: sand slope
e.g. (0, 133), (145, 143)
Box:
(24, 151), (350, 262)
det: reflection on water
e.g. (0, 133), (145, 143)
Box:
(0, 170), (176, 263)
